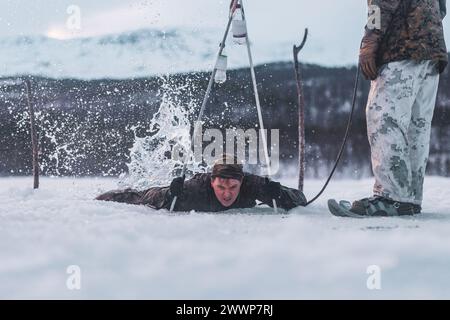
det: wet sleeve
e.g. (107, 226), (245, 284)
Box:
(95, 188), (147, 205)
(148, 174), (211, 212)
(140, 186), (172, 210)
(95, 185), (189, 211)
(249, 174), (307, 210)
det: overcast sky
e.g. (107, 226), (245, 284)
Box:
(0, 0), (448, 64)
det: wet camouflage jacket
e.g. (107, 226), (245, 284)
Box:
(96, 173), (307, 212)
(364, 0), (448, 73)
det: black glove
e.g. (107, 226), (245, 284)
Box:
(265, 179), (281, 199)
(359, 31), (380, 81)
(169, 175), (185, 198)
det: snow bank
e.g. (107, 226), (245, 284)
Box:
(1, 176), (449, 299)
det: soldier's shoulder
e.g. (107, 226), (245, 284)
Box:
(187, 172), (211, 185)
(242, 172), (267, 185)
(191, 172), (211, 180)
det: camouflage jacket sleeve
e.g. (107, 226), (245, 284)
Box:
(140, 186), (172, 209)
(245, 174), (307, 210)
(96, 185), (183, 210)
(367, 0), (447, 71)
(365, 0), (402, 36)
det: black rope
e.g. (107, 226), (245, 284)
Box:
(305, 64), (361, 206)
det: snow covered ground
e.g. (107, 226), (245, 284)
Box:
(1, 175), (450, 299)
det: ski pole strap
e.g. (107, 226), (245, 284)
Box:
(230, 0), (240, 13)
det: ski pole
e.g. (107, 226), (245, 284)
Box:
(169, 6), (235, 212)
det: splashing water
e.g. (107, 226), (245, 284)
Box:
(3, 75), (208, 181)
(10, 107), (88, 176)
(119, 77), (206, 190)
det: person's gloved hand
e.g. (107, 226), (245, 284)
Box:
(265, 179), (281, 199)
(169, 175), (185, 198)
(359, 31), (381, 81)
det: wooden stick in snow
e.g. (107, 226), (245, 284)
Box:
(293, 28), (308, 192)
(24, 78), (39, 189)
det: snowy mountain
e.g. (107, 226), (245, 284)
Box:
(0, 27), (352, 80)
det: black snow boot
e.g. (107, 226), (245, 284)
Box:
(349, 196), (417, 217)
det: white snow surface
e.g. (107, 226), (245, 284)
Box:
(1, 175), (450, 299)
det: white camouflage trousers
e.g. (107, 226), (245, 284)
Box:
(366, 60), (440, 205)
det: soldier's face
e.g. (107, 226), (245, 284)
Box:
(211, 177), (242, 207)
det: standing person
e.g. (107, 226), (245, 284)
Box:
(329, 0), (448, 217)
